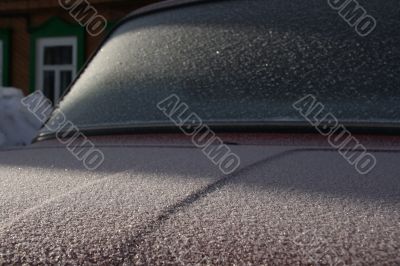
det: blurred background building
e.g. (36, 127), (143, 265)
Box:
(0, 0), (161, 102)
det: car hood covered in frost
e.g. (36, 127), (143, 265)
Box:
(0, 137), (399, 264)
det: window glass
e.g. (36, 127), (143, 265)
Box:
(43, 70), (55, 103)
(37, 37), (77, 104)
(0, 41), (3, 86)
(46, 0), (400, 130)
(44, 46), (73, 65)
(60, 70), (73, 95)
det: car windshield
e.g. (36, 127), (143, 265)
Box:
(43, 0), (399, 134)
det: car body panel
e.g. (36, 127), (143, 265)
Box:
(0, 134), (399, 264)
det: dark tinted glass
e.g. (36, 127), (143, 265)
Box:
(0, 41), (3, 85)
(60, 70), (73, 95)
(43, 70), (55, 103)
(44, 46), (73, 65)
(46, 0), (400, 131)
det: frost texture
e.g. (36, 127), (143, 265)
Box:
(47, 0), (400, 129)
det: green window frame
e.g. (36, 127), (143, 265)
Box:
(0, 29), (11, 86)
(30, 17), (85, 93)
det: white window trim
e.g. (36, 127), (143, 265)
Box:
(0, 41), (3, 86)
(36, 37), (77, 102)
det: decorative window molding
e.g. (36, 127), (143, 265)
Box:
(0, 29), (11, 87)
(30, 17), (85, 94)
(36, 37), (77, 103)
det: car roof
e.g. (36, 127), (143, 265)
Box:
(126, 0), (207, 20)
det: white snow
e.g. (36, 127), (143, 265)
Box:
(0, 87), (44, 147)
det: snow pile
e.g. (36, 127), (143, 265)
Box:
(0, 88), (44, 147)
